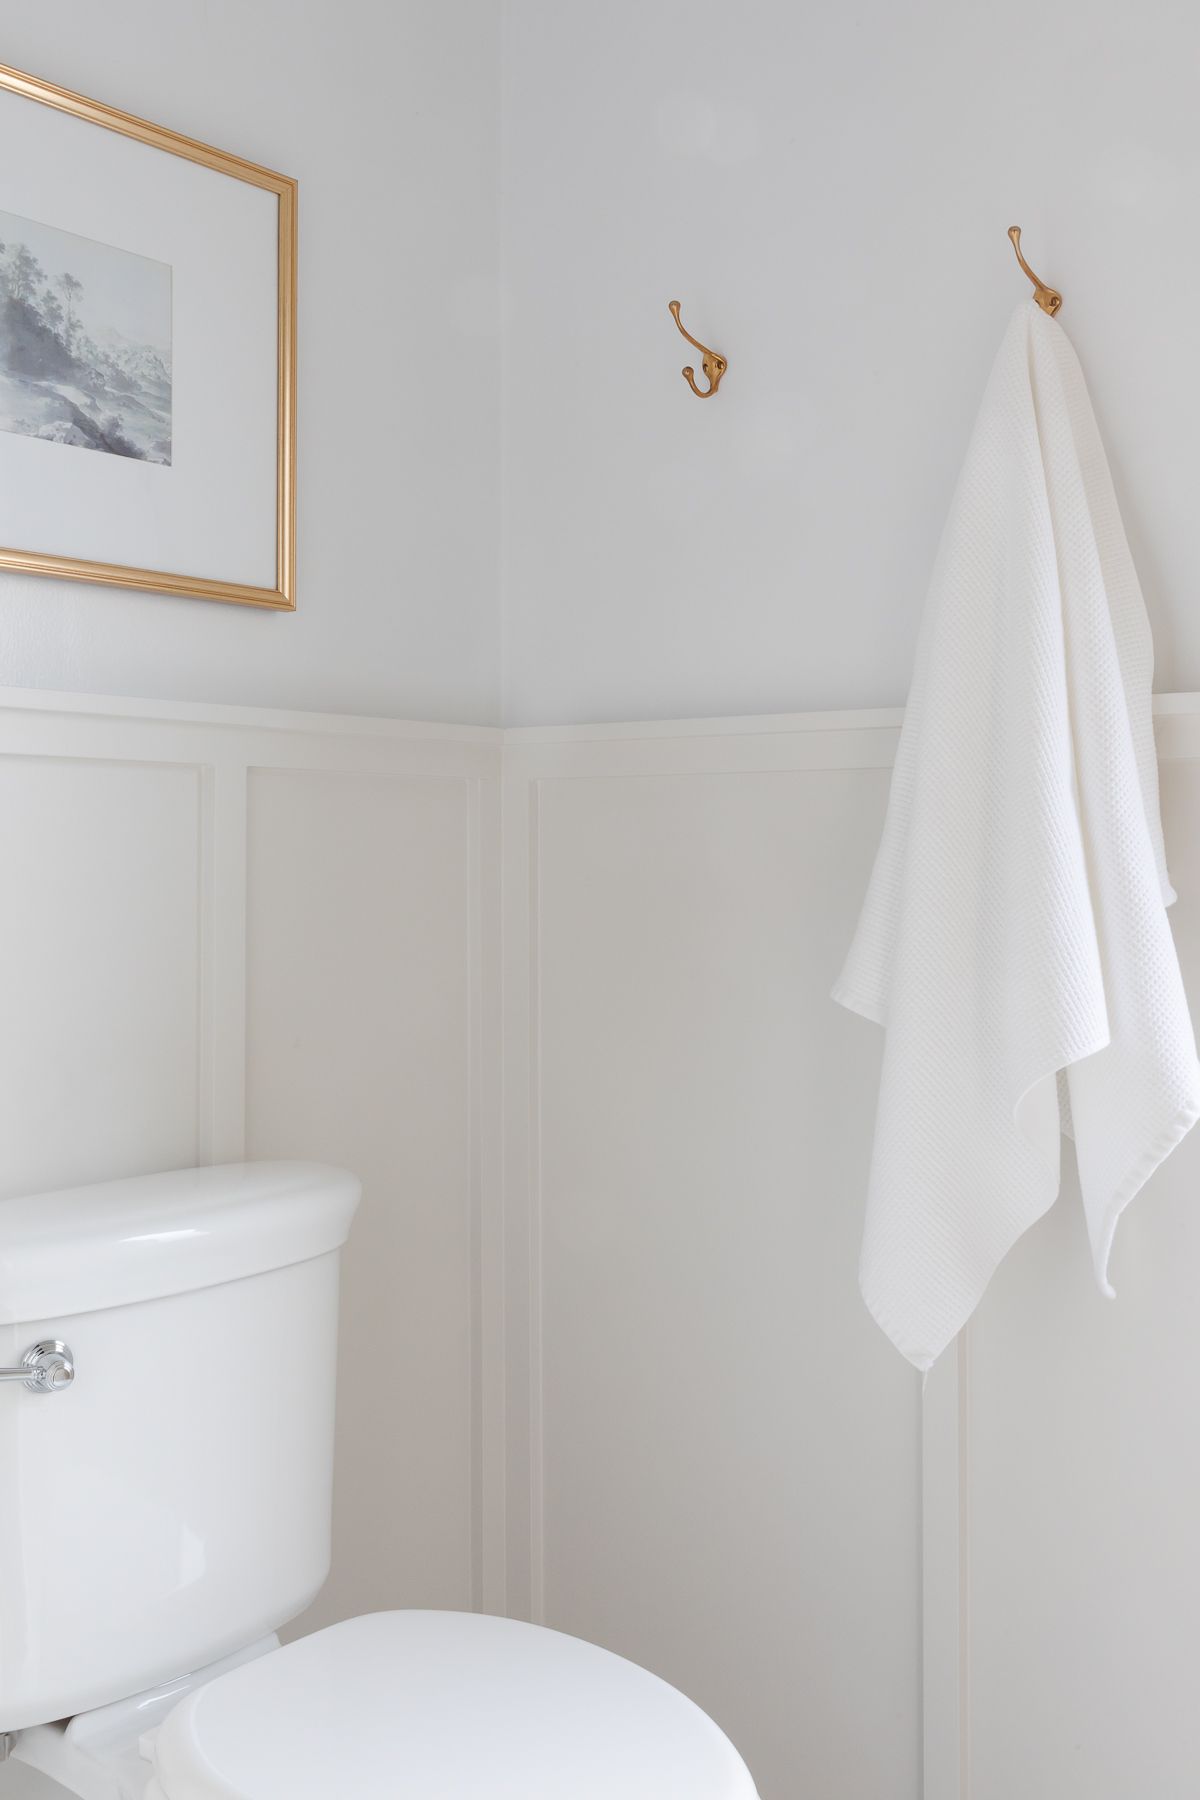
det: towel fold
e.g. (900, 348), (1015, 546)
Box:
(834, 300), (1200, 1372)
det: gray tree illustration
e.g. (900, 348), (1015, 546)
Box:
(9, 244), (42, 303)
(57, 271), (82, 355)
(0, 228), (171, 462)
(40, 290), (64, 336)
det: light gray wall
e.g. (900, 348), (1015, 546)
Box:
(8, 2), (1198, 731)
(499, 0), (1200, 724)
(0, 0), (502, 724)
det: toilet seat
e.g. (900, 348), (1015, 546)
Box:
(149, 1609), (758, 1799)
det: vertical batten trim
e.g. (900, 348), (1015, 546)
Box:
(498, 750), (537, 1622)
(528, 777), (547, 1626)
(200, 755), (248, 1164)
(958, 1329), (972, 1800)
(464, 774), (492, 1620)
(921, 1330), (967, 1799)
(465, 777), (484, 1613)
(475, 763), (507, 1616)
(216, 756), (249, 1161)
(195, 764), (216, 1165)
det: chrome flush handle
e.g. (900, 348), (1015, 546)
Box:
(0, 1341), (75, 1393)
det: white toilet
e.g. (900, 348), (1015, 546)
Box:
(0, 1162), (757, 1799)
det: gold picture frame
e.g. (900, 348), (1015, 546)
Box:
(0, 63), (296, 609)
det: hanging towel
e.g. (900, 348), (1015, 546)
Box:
(833, 299), (1200, 1372)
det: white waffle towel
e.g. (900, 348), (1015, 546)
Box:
(833, 300), (1200, 1371)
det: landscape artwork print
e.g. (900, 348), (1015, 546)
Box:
(0, 208), (172, 463)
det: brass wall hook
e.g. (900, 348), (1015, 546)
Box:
(668, 300), (728, 398)
(1007, 226), (1062, 317)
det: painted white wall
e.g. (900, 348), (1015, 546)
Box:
(0, 0), (502, 724)
(9, 0), (1200, 730)
(499, 0), (1200, 724)
(11, 0), (1198, 734)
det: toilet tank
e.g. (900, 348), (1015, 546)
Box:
(0, 1162), (360, 1732)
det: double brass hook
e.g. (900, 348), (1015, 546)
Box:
(668, 300), (728, 398)
(1008, 226), (1062, 317)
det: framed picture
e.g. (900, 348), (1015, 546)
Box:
(0, 63), (296, 610)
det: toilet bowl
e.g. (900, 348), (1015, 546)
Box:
(0, 1163), (757, 1799)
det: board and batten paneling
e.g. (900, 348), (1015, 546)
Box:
(0, 688), (503, 1647)
(501, 700), (1200, 1800)
(501, 712), (922, 1800)
(8, 687), (1200, 1800)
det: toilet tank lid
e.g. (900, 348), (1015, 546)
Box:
(0, 1162), (360, 1324)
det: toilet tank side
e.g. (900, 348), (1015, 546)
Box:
(0, 1162), (359, 1732)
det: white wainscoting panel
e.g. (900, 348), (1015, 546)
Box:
(0, 752), (202, 1198)
(502, 714), (922, 1800)
(246, 766), (477, 1628)
(0, 688), (502, 1647)
(502, 702), (1200, 1800)
(8, 688), (1200, 1800)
